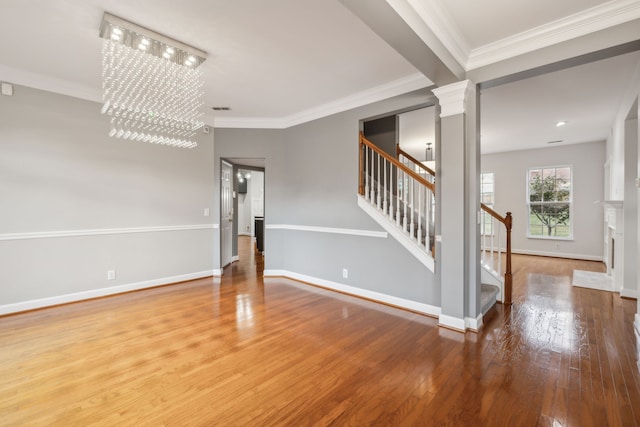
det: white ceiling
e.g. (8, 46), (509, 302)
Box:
(481, 50), (640, 154)
(1, 0), (639, 152)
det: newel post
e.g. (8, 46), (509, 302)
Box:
(504, 212), (513, 305)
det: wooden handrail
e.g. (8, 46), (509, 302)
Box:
(360, 133), (435, 193)
(396, 145), (436, 177)
(480, 203), (505, 224)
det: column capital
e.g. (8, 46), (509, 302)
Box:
(432, 80), (474, 118)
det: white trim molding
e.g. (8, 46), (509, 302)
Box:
(465, 314), (483, 332)
(438, 314), (466, 332)
(396, 0), (640, 71)
(466, 0), (640, 70)
(214, 73), (432, 129)
(266, 223), (388, 238)
(621, 289), (639, 299)
(213, 268), (223, 276)
(0, 224), (216, 241)
(262, 269), (440, 318)
(432, 80), (473, 117)
(0, 270), (214, 316)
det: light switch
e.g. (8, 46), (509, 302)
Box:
(204, 208), (210, 217)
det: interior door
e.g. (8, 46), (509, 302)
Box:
(221, 161), (233, 268)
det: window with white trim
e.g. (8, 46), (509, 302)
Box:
(527, 166), (572, 239)
(480, 172), (494, 235)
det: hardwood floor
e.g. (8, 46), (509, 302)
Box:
(1, 239), (639, 426)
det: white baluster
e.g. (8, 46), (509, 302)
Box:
(388, 164), (395, 221)
(377, 152), (381, 209)
(490, 216), (495, 270)
(364, 145), (369, 201)
(370, 148), (375, 203)
(481, 211), (486, 264)
(425, 187), (431, 252)
(396, 168), (401, 226)
(417, 181), (423, 247)
(410, 178), (415, 239)
(498, 220), (502, 275)
(383, 158), (388, 215)
(403, 173), (408, 232)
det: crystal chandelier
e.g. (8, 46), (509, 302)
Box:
(98, 13), (206, 149)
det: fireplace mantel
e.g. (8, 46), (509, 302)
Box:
(597, 200), (623, 208)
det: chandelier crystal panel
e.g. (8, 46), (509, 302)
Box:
(98, 13), (207, 148)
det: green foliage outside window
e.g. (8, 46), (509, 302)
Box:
(528, 167), (571, 238)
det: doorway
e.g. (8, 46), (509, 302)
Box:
(220, 158), (265, 275)
(220, 160), (234, 268)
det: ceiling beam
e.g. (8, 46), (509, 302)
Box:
(469, 19), (640, 88)
(339, 0), (463, 87)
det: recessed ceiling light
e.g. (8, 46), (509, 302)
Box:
(556, 121), (567, 127)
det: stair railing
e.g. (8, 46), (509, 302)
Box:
(397, 145), (435, 180)
(359, 133), (435, 254)
(395, 142), (513, 304)
(480, 205), (513, 304)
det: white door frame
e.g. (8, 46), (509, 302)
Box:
(220, 160), (233, 268)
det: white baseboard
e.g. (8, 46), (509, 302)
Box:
(512, 248), (603, 262)
(263, 269), (440, 317)
(231, 255), (240, 262)
(621, 289), (639, 299)
(0, 270), (214, 316)
(213, 269), (223, 276)
(238, 232), (251, 236)
(438, 314), (466, 332)
(465, 314), (483, 332)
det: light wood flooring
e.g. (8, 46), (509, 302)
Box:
(0, 237), (639, 425)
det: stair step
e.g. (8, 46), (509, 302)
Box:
(481, 284), (500, 314)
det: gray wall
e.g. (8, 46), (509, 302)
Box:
(482, 141), (605, 260)
(214, 89), (438, 306)
(0, 85), (214, 308)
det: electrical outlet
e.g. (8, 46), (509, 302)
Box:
(107, 270), (116, 281)
(342, 268), (348, 279)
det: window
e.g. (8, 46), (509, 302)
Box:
(480, 173), (494, 235)
(527, 166), (572, 239)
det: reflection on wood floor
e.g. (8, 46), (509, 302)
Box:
(0, 241), (638, 425)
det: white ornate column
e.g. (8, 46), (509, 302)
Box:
(432, 80), (480, 331)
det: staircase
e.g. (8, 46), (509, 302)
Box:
(358, 133), (513, 311)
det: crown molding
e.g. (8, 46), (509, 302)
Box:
(432, 80), (473, 117)
(402, 0), (470, 70)
(214, 72), (432, 129)
(466, 0), (640, 70)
